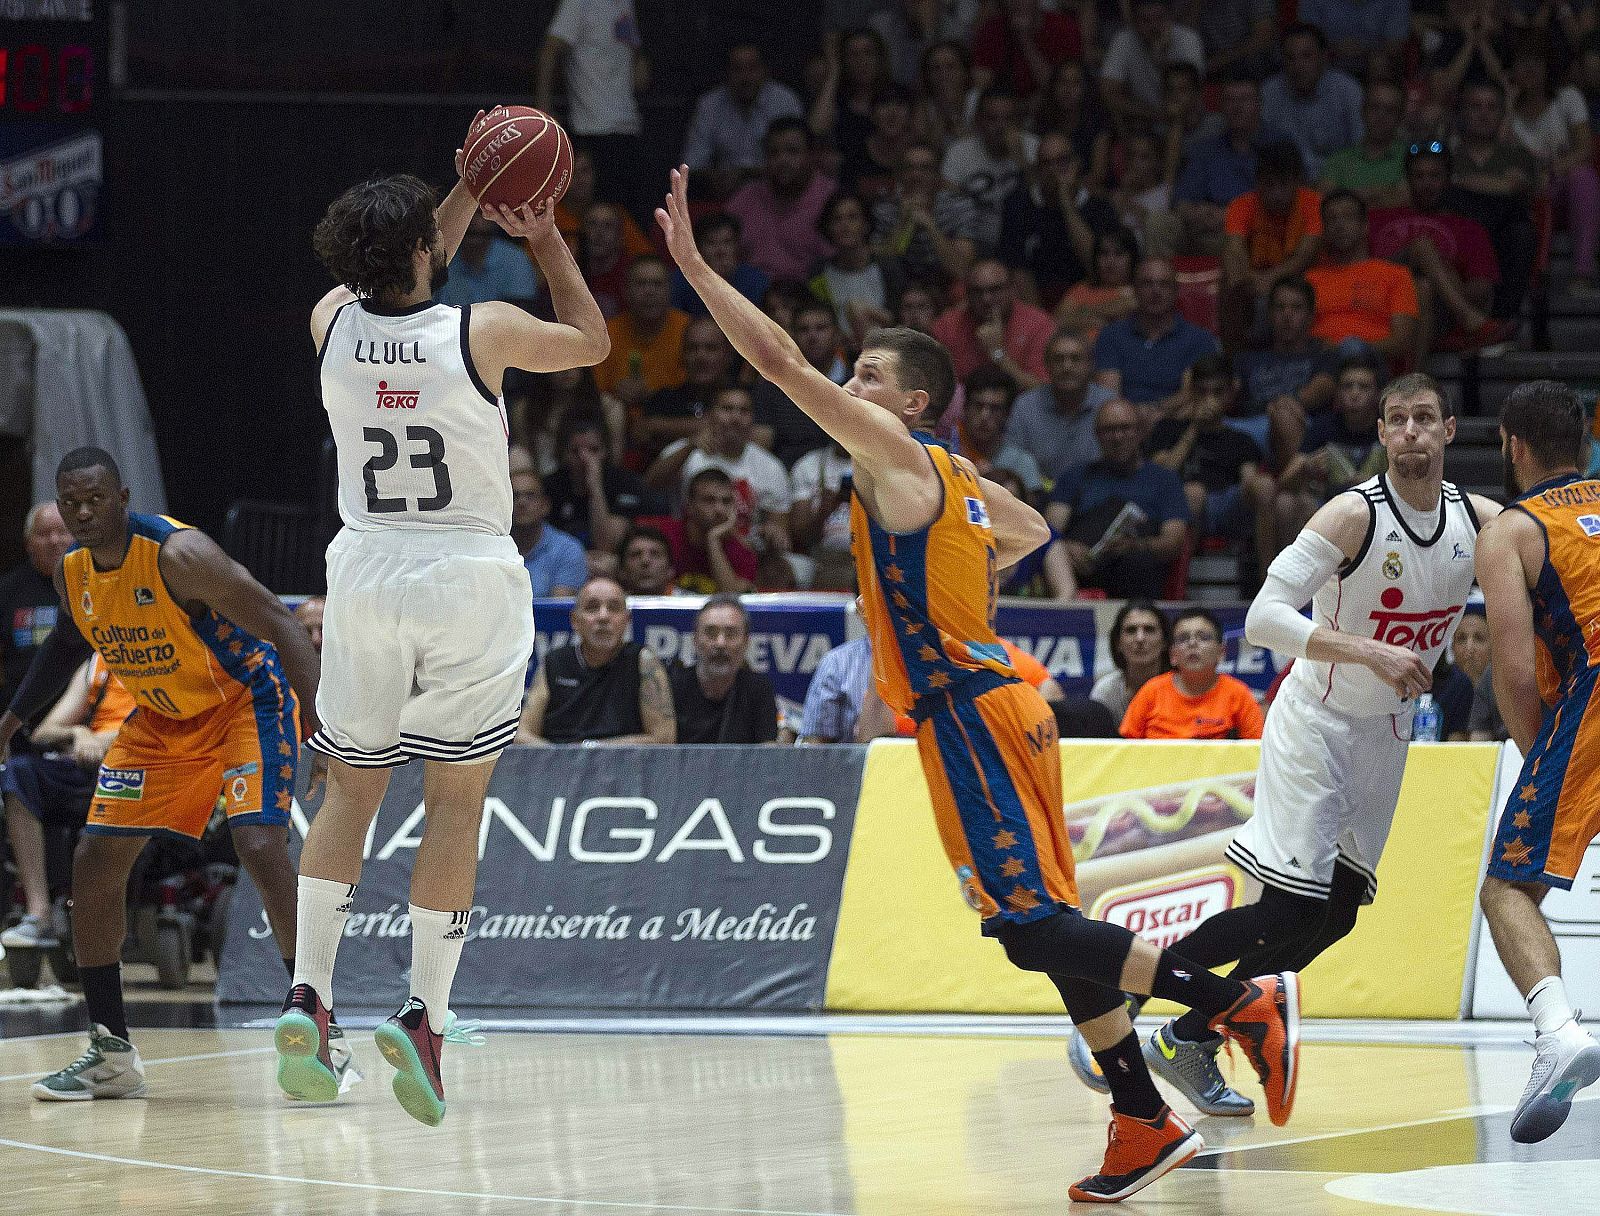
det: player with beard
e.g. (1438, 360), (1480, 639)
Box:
(1070, 373), (1499, 1116)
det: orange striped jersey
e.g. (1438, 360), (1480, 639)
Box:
(850, 437), (1019, 717)
(64, 513), (280, 721)
(1512, 474), (1600, 705)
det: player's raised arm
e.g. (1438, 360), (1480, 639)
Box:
(656, 166), (924, 477)
(1476, 509), (1544, 754)
(1244, 491), (1431, 700)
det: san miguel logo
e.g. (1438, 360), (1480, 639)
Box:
(1369, 587), (1462, 651)
(375, 380), (420, 410)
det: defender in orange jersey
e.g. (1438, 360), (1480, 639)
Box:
(659, 163), (1301, 1202)
(0, 448), (327, 1102)
(1478, 381), (1600, 1144)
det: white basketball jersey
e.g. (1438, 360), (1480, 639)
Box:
(1288, 475), (1482, 718)
(319, 300), (511, 535)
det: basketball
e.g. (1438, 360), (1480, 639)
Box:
(461, 105), (572, 213)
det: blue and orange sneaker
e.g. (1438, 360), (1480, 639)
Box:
(1068, 1105), (1202, 1203)
(275, 983), (346, 1103)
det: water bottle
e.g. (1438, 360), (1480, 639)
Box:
(1412, 693), (1441, 742)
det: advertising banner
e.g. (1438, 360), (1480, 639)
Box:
(217, 745), (866, 1010)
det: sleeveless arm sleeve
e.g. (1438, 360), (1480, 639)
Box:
(1244, 529), (1346, 659)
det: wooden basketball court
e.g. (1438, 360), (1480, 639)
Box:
(2, 1008), (1592, 1215)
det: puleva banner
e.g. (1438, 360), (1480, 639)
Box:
(217, 745), (866, 1010)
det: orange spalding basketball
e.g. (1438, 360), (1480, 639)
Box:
(461, 106), (573, 213)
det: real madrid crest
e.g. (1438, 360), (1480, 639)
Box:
(1383, 550), (1403, 580)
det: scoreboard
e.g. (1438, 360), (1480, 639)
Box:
(0, 0), (109, 244)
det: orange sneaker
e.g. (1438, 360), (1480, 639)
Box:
(1213, 972), (1300, 1127)
(1067, 1106), (1202, 1203)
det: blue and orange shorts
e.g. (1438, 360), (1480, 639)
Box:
(86, 680), (300, 841)
(912, 670), (1079, 929)
(1488, 666), (1600, 890)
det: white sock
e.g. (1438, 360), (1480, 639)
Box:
(1527, 976), (1577, 1036)
(408, 904), (470, 1034)
(292, 876), (356, 1008)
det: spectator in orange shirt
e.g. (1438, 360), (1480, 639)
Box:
(1221, 140), (1323, 349)
(1305, 189), (1420, 370)
(1120, 607), (1264, 739)
(593, 255), (691, 412)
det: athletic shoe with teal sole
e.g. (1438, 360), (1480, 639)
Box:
(275, 983), (339, 1103)
(376, 997), (447, 1126)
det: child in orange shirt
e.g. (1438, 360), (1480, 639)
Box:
(1121, 607), (1264, 739)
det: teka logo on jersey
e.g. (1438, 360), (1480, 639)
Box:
(375, 380), (420, 410)
(1368, 586), (1462, 651)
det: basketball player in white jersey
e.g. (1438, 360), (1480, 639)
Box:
(1069, 371), (1500, 1115)
(274, 137), (609, 1125)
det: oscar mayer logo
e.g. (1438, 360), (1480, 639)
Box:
(1369, 587), (1462, 652)
(1091, 867), (1238, 950)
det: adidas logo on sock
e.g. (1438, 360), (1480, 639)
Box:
(336, 901), (353, 913)
(443, 927), (466, 939)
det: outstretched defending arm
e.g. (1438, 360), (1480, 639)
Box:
(0, 563), (92, 759)
(656, 166), (924, 480)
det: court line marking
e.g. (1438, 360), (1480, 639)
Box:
(0, 1031), (82, 1046)
(0, 1138), (851, 1216)
(0, 1045), (271, 1084)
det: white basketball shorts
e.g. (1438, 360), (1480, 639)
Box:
(1227, 676), (1411, 905)
(309, 527), (534, 767)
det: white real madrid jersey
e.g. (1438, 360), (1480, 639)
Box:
(319, 299), (512, 535)
(1287, 474), (1482, 718)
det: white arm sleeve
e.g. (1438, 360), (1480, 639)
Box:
(1244, 529), (1348, 659)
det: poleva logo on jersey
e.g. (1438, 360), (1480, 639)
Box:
(375, 381), (420, 410)
(1368, 586), (1462, 651)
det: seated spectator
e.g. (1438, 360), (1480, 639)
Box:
(1148, 352), (1277, 577)
(637, 316), (741, 454)
(1369, 141), (1509, 359)
(1423, 1), (1508, 122)
(0, 653), (134, 951)
(1506, 37), (1599, 295)
(752, 300), (843, 465)
(969, 0), (1083, 101)
(1449, 79), (1539, 318)
(1235, 276), (1338, 471)
(873, 1), (981, 89)
(1261, 22), (1364, 180)
(511, 366), (627, 476)
(1272, 354), (1387, 546)
(915, 39), (979, 150)
(646, 385), (792, 554)
(1100, 0), (1206, 131)
(554, 147), (652, 259)
(616, 524), (681, 596)
(958, 366), (1043, 491)
(998, 130), (1120, 308)
(1454, 604), (1507, 741)
(1162, 60), (1224, 154)
(727, 116), (838, 283)
(810, 191), (908, 347)
(848, 85), (919, 201)
(1305, 190), (1420, 367)
(1092, 255), (1221, 420)
(799, 634), (871, 743)
(1045, 397), (1191, 599)
(670, 595), (779, 744)
(1121, 607), (1265, 739)
(1091, 599), (1172, 723)
(1108, 130), (1182, 258)
(293, 595), (325, 653)
(657, 467), (758, 594)
(941, 88), (1038, 248)
(1054, 226), (1138, 347)
(681, 43), (804, 199)
(932, 258), (1054, 387)
(1007, 328), (1115, 483)
(512, 470), (588, 597)
(982, 467), (1071, 596)
(1173, 74), (1283, 255)
(593, 255), (691, 411)
(669, 213), (771, 318)
(1034, 59), (1113, 187)
(1432, 650), (1476, 741)
(871, 141), (979, 288)
(809, 28), (894, 185)
(1297, 0), (1411, 79)
(517, 576), (676, 746)
(577, 201), (635, 319)
(543, 411), (665, 554)
(1185, 0), (1277, 83)
(1221, 140), (1323, 347)
(1318, 78), (1410, 208)
(437, 212), (539, 307)
(789, 438), (853, 559)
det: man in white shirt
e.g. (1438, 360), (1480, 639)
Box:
(644, 384), (792, 553)
(789, 439), (853, 557)
(682, 44), (803, 199)
(1101, 0), (1204, 129)
(942, 89), (1039, 249)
